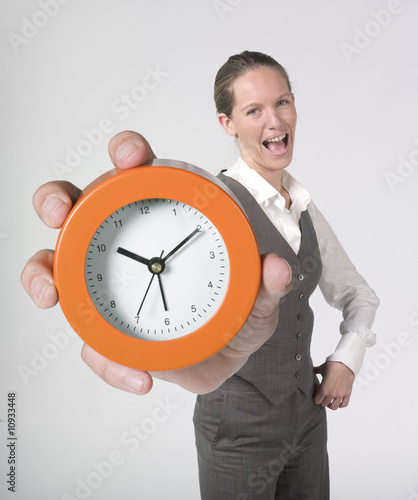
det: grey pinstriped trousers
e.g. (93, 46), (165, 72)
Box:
(194, 378), (329, 500)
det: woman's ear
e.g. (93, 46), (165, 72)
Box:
(218, 113), (236, 137)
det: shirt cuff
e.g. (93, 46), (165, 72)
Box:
(326, 332), (369, 376)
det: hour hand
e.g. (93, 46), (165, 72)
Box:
(117, 247), (151, 266)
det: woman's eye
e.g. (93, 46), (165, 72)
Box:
(277, 100), (289, 107)
(247, 108), (259, 115)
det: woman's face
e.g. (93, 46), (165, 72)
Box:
(219, 66), (297, 181)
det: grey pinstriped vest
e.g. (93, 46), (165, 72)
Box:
(217, 172), (323, 405)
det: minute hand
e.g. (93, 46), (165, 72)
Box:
(163, 228), (200, 262)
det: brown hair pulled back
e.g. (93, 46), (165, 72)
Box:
(214, 51), (292, 118)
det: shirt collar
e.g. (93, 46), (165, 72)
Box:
(225, 156), (311, 213)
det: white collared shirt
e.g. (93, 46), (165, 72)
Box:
(224, 157), (379, 376)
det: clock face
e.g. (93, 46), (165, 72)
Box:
(54, 162), (260, 370)
(85, 198), (230, 341)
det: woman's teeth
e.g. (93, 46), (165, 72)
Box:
(263, 134), (288, 152)
(265, 134), (286, 143)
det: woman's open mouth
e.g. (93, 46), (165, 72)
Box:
(262, 134), (289, 154)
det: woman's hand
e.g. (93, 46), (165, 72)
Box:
(21, 130), (293, 396)
(313, 361), (355, 410)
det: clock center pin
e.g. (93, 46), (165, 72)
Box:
(148, 257), (165, 274)
(151, 262), (162, 273)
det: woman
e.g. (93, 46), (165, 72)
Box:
(22, 51), (379, 499)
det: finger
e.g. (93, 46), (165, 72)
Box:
(20, 249), (58, 308)
(252, 253), (293, 316)
(339, 394), (351, 408)
(313, 392), (324, 406)
(33, 181), (82, 229)
(319, 396), (334, 408)
(81, 344), (154, 395)
(328, 398), (342, 411)
(313, 385), (329, 406)
(108, 130), (157, 170)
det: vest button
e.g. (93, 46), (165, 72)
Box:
(295, 354), (302, 361)
(297, 333), (303, 341)
(299, 294), (305, 301)
(295, 371), (301, 379)
(298, 274), (305, 281)
(297, 313), (303, 321)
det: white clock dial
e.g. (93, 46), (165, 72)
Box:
(85, 198), (230, 341)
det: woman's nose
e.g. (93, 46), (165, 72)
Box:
(266, 108), (282, 128)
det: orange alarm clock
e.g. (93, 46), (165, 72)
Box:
(54, 159), (260, 371)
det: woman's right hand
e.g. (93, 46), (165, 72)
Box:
(20, 131), (159, 395)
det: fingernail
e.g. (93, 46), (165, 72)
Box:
(42, 195), (67, 225)
(283, 259), (293, 286)
(124, 373), (144, 394)
(116, 141), (138, 164)
(31, 276), (54, 302)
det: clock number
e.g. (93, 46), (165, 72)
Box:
(191, 305), (197, 313)
(97, 274), (103, 282)
(110, 300), (116, 308)
(172, 209), (177, 216)
(209, 251), (215, 259)
(139, 206), (150, 215)
(97, 244), (106, 253)
(113, 219), (122, 228)
(208, 281), (213, 288)
(165, 318), (170, 325)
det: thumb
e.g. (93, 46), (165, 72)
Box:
(314, 363), (326, 376)
(252, 253), (293, 317)
(225, 253), (292, 356)
(108, 130), (156, 170)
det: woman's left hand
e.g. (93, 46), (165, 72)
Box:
(313, 361), (355, 410)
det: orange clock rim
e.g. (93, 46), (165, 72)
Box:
(54, 165), (261, 371)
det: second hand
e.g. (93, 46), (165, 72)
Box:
(135, 250), (168, 321)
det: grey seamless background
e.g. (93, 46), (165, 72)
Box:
(1, 1), (417, 499)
